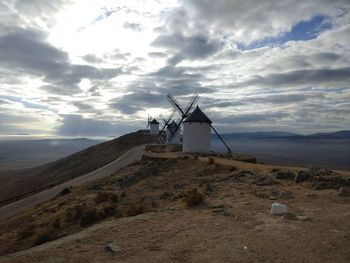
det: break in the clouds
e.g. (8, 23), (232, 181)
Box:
(0, 0), (349, 136)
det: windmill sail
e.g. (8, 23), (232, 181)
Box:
(210, 124), (232, 154)
(166, 93), (199, 142)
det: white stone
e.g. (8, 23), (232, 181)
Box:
(104, 243), (122, 253)
(271, 203), (288, 215)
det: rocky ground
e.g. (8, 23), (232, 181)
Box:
(0, 145), (350, 262)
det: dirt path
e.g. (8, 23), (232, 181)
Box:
(0, 145), (146, 220)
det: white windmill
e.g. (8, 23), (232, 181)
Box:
(166, 93), (231, 153)
(147, 114), (160, 135)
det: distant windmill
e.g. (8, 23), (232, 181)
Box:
(158, 110), (176, 137)
(146, 114), (152, 129)
(166, 93), (199, 142)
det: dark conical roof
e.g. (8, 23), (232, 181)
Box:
(184, 106), (212, 124)
(150, 118), (159, 124)
(167, 120), (177, 128)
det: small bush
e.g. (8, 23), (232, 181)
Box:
(52, 218), (61, 229)
(94, 191), (110, 204)
(58, 187), (71, 196)
(100, 204), (117, 218)
(208, 157), (215, 165)
(33, 229), (56, 246)
(109, 193), (119, 202)
(270, 168), (280, 173)
(125, 202), (144, 217)
(229, 166), (238, 171)
(194, 155), (198, 160)
(183, 188), (204, 207)
(80, 208), (98, 226)
(204, 183), (213, 193)
(18, 225), (36, 240)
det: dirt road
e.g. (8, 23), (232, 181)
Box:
(0, 145), (146, 220)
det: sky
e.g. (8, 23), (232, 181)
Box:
(0, 0), (350, 137)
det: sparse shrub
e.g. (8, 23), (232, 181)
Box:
(65, 209), (74, 222)
(58, 187), (71, 196)
(100, 204), (117, 218)
(270, 168), (280, 173)
(208, 157), (215, 165)
(80, 208), (98, 226)
(33, 229), (56, 246)
(120, 191), (126, 198)
(65, 205), (85, 222)
(229, 166), (238, 172)
(182, 156), (189, 160)
(125, 202), (144, 217)
(182, 188), (204, 207)
(52, 218), (61, 229)
(109, 193), (119, 202)
(194, 155), (198, 160)
(95, 191), (109, 204)
(204, 183), (213, 193)
(18, 225), (36, 240)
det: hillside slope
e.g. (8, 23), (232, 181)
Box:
(0, 131), (158, 204)
(0, 150), (349, 262)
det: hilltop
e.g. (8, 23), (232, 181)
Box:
(0, 131), (158, 204)
(0, 144), (349, 262)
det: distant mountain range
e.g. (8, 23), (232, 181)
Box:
(215, 130), (350, 140)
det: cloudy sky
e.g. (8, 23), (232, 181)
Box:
(0, 0), (350, 137)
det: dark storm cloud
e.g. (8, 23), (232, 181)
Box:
(109, 92), (165, 114)
(57, 114), (138, 137)
(152, 33), (223, 65)
(0, 27), (123, 95)
(236, 67), (350, 88)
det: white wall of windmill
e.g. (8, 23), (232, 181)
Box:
(183, 122), (211, 153)
(150, 123), (159, 135)
(166, 126), (181, 144)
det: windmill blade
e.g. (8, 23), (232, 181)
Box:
(182, 93), (199, 118)
(210, 124), (232, 154)
(158, 110), (175, 136)
(167, 93), (185, 117)
(168, 95), (198, 142)
(183, 93), (199, 117)
(147, 114), (151, 128)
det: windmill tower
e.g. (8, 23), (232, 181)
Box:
(183, 106), (212, 152)
(149, 118), (159, 134)
(183, 106), (232, 154)
(166, 120), (181, 144)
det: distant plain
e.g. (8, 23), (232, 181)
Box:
(212, 138), (350, 170)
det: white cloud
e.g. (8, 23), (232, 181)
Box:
(0, 0), (349, 136)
